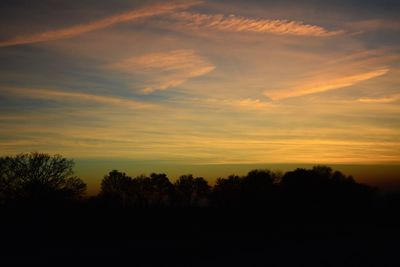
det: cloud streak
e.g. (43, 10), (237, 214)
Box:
(1, 87), (154, 109)
(170, 12), (343, 37)
(202, 98), (275, 111)
(265, 68), (389, 100)
(0, 1), (200, 47)
(109, 49), (215, 93)
(358, 93), (400, 104)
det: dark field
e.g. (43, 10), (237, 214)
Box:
(1, 153), (400, 266)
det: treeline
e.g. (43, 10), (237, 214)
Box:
(1, 152), (398, 211)
(96, 167), (378, 211)
(1, 154), (399, 267)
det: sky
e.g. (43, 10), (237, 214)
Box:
(0, 0), (399, 192)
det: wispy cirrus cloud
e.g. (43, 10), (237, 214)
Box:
(170, 11), (343, 37)
(202, 98), (275, 111)
(265, 68), (389, 100)
(109, 49), (215, 93)
(0, 1), (200, 48)
(347, 19), (400, 32)
(358, 93), (400, 104)
(1, 87), (154, 109)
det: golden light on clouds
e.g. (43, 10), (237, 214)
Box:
(109, 50), (215, 93)
(1, 87), (155, 109)
(266, 68), (390, 100)
(0, 1), (200, 47)
(358, 93), (400, 103)
(171, 12), (343, 36)
(0, 0), (400, 169)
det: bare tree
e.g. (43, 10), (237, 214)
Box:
(0, 152), (86, 204)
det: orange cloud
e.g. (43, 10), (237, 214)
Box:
(109, 49), (215, 93)
(265, 68), (389, 100)
(0, 1), (200, 47)
(347, 19), (400, 32)
(170, 12), (343, 37)
(203, 98), (275, 111)
(1, 87), (154, 109)
(358, 93), (400, 103)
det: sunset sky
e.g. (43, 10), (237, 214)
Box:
(1, 0), (399, 192)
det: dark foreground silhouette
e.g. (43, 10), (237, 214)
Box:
(1, 153), (400, 266)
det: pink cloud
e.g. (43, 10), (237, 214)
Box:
(170, 12), (343, 37)
(0, 1), (200, 47)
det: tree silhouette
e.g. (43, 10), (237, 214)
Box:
(99, 172), (175, 207)
(148, 173), (174, 207)
(131, 175), (153, 208)
(0, 153), (397, 266)
(212, 175), (244, 208)
(242, 169), (278, 206)
(174, 175), (211, 207)
(280, 165), (377, 210)
(210, 170), (280, 208)
(100, 170), (133, 207)
(0, 151), (381, 214)
(0, 152), (86, 205)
